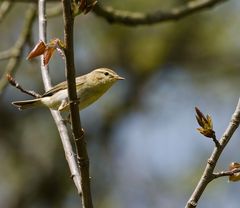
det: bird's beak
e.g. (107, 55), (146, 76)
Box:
(116, 75), (125, 80)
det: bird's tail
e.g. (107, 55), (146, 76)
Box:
(12, 98), (42, 110)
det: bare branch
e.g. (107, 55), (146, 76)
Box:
(0, 4), (37, 94)
(93, 0), (228, 26)
(186, 98), (240, 208)
(38, 0), (82, 194)
(4, 0), (229, 26)
(62, 0), (93, 207)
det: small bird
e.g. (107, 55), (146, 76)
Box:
(12, 68), (124, 111)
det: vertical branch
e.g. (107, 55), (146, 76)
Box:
(186, 98), (240, 208)
(38, 0), (82, 194)
(62, 1), (93, 208)
(38, 0), (51, 90)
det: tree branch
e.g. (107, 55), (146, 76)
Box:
(38, 0), (82, 195)
(0, 4), (36, 94)
(93, 0), (228, 26)
(186, 98), (240, 208)
(62, 0), (93, 207)
(5, 0), (229, 26)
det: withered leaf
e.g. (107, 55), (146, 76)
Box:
(43, 47), (55, 66)
(26, 38), (65, 66)
(27, 40), (46, 60)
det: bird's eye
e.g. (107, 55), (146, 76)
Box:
(104, 72), (109, 76)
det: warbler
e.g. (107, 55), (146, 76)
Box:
(12, 68), (124, 111)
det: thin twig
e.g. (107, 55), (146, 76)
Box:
(186, 98), (240, 208)
(62, 0), (93, 207)
(38, 0), (82, 194)
(0, 4), (37, 94)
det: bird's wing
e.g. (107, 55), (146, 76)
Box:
(42, 76), (85, 97)
(42, 81), (67, 97)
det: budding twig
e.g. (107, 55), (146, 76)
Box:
(186, 99), (240, 208)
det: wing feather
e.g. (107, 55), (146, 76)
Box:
(42, 76), (85, 97)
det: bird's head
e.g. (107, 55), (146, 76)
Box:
(90, 68), (124, 86)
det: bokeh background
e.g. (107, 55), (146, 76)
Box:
(1, 0), (240, 207)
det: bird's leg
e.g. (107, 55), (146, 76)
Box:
(58, 99), (71, 124)
(69, 99), (80, 105)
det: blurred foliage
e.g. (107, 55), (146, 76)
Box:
(1, 0), (240, 208)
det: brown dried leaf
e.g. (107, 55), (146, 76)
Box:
(43, 47), (55, 66)
(43, 38), (66, 65)
(27, 38), (65, 65)
(27, 40), (46, 60)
